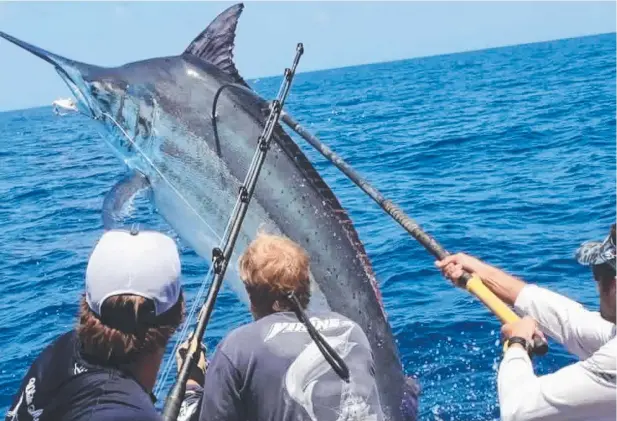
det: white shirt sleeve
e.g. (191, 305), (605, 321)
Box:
(513, 284), (616, 359)
(498, 339), (616, 421)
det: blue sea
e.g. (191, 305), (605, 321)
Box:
(0, 33), (615, 420)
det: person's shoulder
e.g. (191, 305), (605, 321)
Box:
(580, 334), (617, 382)
(43, 329), (76, 352)
(84, 380), (160, 420)
(85, 405), (160, 421)
(80, 368), (157, 408)
(29, 329), (77, 369)
(219, 313), (304, 353)
(223, 313), (297, 341)
(222, 320), (257, 341)
(88, 410), (160, 421)
(67, 371), (158, 420)
(216, 319), (263, 355)
(324, 311), (371, 340)
(589, 334), (617, 359)
(323, 310), (361, 328)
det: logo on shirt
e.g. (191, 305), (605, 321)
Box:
(283, 323), (381, 421)
(264, 317), (354, 342)
(73, 363), (88, 375)
(7, 377), (44, 421)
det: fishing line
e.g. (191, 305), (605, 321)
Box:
(158, 83), (275, 393)
(99, 112), (223, 244)
(155, 267), (211, 396)
(155, 191), (242, 398)
(159, 80), (285, 396)
(155, 203), (241, 397)
(56, 107), (236, 380)
(162, 43), (307, 421)
(279, 111), (550, 357)
(95, 112), (246, 398)
(211, 82), (263, 159)
(52, 104), (226, 395)
(151, 83), (282, 396)
(80, 89), (268, 400)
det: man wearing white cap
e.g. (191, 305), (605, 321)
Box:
(436, 223), (616, 421)
(6, 229), (206, 421)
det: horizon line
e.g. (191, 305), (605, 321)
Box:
(247, 31), (615, 80)
(1, 31), (614, 114)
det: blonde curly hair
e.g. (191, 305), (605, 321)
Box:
(238, 233), (311, 318)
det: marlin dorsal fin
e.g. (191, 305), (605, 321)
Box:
(183, 3), (249, 87)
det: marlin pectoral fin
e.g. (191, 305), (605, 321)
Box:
(183, 3), (251, 88)
(102, 171), (151, 230)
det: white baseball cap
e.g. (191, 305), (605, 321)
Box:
(85, 228), (182, 317)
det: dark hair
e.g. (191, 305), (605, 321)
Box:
(593, 263), (616, 292)
(77, 293), (184, 365)
(592, 223), (616, 289)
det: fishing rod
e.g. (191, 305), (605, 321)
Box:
(161, 43), (304, 421)
(280, 112), (549, 357)
(163, 43), (351, 420)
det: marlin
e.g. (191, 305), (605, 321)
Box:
(0, 3), (418, 419)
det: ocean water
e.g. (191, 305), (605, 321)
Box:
(0, 33), (615, 420)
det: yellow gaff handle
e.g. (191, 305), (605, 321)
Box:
(465, 274), (518, 354)
(465, 274), (519, 324)
(465, 274), (548, 356)
(279, 112), (548, 355)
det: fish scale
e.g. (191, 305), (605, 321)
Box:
(0, 3), (419, 420)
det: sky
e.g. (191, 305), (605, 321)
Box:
(0, 1), (615, 112)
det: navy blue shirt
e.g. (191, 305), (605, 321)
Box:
(198, 311), (384, 421)
(5, 331), (161, 421)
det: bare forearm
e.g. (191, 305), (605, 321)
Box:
(474, 263), (526, 306)
(437, 253), (528, 306)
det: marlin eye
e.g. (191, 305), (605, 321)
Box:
(104, 79), (128, 93)
(91, 88), (110, 108)
(91, 79), (128, 97)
